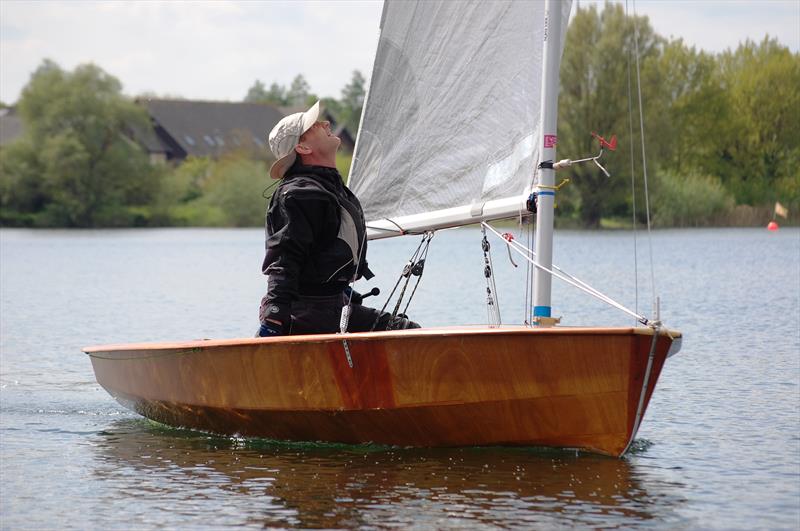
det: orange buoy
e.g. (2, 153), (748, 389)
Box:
(767, 221), (779, 231)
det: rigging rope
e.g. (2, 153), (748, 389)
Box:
(366, 218), (407, 235)
(370, 231), (433, 331)
(480, 225), (502, 326)
(400, 233), (433, 317)
(339, 217), (374, 367)
(482, 223), (654, 326)
(522, 216), (535, 326)
(631, 0), (658, 312)
(625, 0), (640, 321)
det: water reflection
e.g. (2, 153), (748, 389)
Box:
(91, 420), (687, 529)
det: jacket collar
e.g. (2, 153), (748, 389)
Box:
(286, 163), (342, 185)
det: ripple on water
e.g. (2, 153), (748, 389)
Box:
(1, 227), (799, 529)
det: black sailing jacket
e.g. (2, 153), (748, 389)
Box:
(261, 164), (373, 325)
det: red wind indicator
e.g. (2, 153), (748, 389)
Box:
(591, 132), (617, 151)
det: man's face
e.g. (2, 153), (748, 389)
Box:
(298, 120), (340, 158)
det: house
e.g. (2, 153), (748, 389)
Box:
(0, 100), (355, 163)
(138, 99), (284, 163)
(139, 99), (355, 164)
(0, 108), (23, 148)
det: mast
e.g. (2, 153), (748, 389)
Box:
(532, 0), (565, 323)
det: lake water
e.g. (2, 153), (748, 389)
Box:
(1, 226), (798, 529)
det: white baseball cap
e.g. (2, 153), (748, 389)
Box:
(267, 101), (320, 179)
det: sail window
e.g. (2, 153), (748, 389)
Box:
(482, 133), (536, 195)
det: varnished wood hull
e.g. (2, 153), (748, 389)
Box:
(84, 326), (681, 457)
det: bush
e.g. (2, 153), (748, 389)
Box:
(337, 152), (352, 183)
(652, 171), (734, 227)
(193, 155), (269, 227)
(2, 60), (160, 227)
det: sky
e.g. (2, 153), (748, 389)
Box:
(1, 0), (798, 105)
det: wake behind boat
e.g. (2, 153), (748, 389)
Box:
(85, 0), (682, 457)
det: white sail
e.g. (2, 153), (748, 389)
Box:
(349, 0), (572, 239)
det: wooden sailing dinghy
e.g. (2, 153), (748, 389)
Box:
(85, 326), (680, 457)
(85, 0), (682, 457)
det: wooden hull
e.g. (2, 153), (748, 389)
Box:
(84, 326), (681, 457)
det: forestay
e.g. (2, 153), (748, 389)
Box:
(349, 0), (571, 238)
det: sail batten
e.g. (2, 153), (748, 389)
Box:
(350, 0), (571, 234)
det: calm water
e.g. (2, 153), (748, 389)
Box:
(1, 227), (798, 530)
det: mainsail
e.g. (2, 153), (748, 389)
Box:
(349, 0), (572, 239)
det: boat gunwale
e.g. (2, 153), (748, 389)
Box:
(83, 325), (681, 355)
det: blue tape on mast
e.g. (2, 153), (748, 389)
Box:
(533, 305), (551, 317)
(537, 191), (555, 196)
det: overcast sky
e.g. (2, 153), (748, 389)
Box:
(1, 0), (798, 104)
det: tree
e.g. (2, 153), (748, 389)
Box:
(268, 82), (289, 106)
(199, 155), (267, 226)
(340, 70), (366, 132)
(717, 38), (800, 206)
(244, 80), (289, 106)
(244, 80), (269, 102)
(558, 4), (662, 227)
(287, 74), (311, 107)
(0, 59), (158, 227)
(651, 40), (729, 177)
(320, 97), (342, 118)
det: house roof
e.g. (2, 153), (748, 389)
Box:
(279, 104), (341, 128)
(140, 99), (285, 158)
(0, 108), (24, 147)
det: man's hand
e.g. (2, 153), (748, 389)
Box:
(256, 319), (284, 337)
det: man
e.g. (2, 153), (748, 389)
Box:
(257, 101), (420, 337)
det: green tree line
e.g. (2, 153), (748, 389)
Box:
(244, 71), (366, 134)
(558, 4), (798, 228)
(1, 3), (797, 228)
(0, 66), (364, 227)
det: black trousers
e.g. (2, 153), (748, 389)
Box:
(287, 293), (420, 335)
